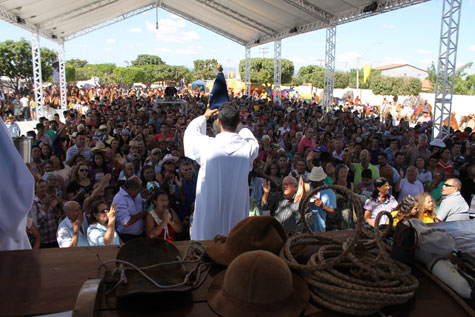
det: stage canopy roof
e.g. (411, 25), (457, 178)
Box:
(1, 0), (428, 48)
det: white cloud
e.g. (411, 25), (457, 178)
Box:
(104, 47), (112, 51)
(72, 43), (88, 48)
(383, 24), (396, 29)
(469, 45), (475, 52)
(145, 16), (200, 43)
(417, 49), (430, 55)
(107, 38), (116, 44)
(420, 59), (432, 66)
(127, 27), (143, 33)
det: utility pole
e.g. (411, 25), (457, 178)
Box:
(258, 47), (269, 58)
(356, 57), (360, 90)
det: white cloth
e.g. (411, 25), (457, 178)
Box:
(0, 119), (34, 251)
(5, 122), (21, 138)
(57, 215), (89, 248)
(184, 115), (258, 240)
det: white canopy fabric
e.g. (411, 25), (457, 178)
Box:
(0, 0), (428, 47)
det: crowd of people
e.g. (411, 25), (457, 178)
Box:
(1, 84), (474, 248)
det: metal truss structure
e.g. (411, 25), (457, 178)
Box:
(256, 0), (428, 47)
(432, 0), (462, 140)
(245, 47), (251, 96)
(273, 40), (282, 105)
(31, 32), (44, 119)
(323, 26), (336, 110)
(0, 6), (57, 42)
(58, 42), (67, 109)
(65, 4), (155, 41)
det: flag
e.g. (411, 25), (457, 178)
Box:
(363, 65), (371, 83)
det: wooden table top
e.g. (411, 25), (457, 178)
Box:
(0, 220), (473, 316)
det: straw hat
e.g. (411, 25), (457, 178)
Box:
(158, 154), (179, 167)
(307, 166), (327, 182)
(207, 250), (309, 317)
(206, 216), (287, 266)
(90, 142), (110, 152)
(430, 138), (446, 148)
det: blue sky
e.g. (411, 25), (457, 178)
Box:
(0, 0), (474, 74)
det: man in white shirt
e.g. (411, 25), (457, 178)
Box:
(20, 95), (30, 121)
(57, 201), (89, 247)
(437, 178), (469, 222)
(184, 102), (259, 240)
(5, 115), (21, 138)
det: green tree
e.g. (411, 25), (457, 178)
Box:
(192, 59), (220, 80)
(65, 65), (76, 82)
(66, 58), (88, 68)
(132, 54), (164, 67)
(111, 67), (145, 84)
(370, 76), (394, 95)
(296, 65), (324, 88)
(334, 71), (349, 89)
(238, 58), (294, 88)
(0, 39), (57, 91)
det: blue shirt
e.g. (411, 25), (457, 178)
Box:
(113, 187), (145, 235)
(311, 188), (337, 232)
(57, 216), (89, 248)
(87, 223), (120, 246)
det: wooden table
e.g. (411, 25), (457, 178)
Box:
(1, 221), (474, 316)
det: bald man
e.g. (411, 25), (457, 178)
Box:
(57, 201), (89, 247)
(262, 176), (303, 233)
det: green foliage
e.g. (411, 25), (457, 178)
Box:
(238, 58), (294, 87)
(111, 67), (145, 84)
(192, 59), (220, 80)
(334, 72), (349, 89)
(65, 65), (76, 82)
(66, 58), (88, 68)
(370, 76), (422, 96)
(291, 76), (304, 86)
(132, 54), (164, 67)
(0, 39), (57, 91)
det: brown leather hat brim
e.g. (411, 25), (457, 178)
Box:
(207, 270), (309, 317)
(206, 242), (236, 266)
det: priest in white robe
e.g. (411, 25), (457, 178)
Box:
(184, 103), (258, 240)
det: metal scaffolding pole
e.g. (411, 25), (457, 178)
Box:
(245, 47), (251, 96)
(432, 0), (462, 140)
(273, 40), (282, 105)
(31, 32), (44, 120)
(58, 42), (67, 110)
(323, 26), (336, 110)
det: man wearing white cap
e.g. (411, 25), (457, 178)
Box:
(308, 166), (336, 233)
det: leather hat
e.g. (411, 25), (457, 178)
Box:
(206, 216), (287, 266)
(207, 250), (309, 317)
(114, 238), (192, 298)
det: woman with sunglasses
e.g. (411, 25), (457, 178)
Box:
(87, 200), (120, 246)
(66, 163), (95, 206)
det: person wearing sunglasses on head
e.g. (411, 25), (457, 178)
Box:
(436, 178), (469, 222)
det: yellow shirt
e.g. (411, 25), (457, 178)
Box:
(419, 212), (434, 223)
(391, 210), (401, 226)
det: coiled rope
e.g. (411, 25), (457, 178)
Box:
(280, 185), (419, 316)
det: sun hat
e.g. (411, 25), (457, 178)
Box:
(207, 250), (309, 317)
(99, 124), (107, 130)
(307, 166), (327, 182)
(120, 128), (131, 136)
(158, 154), (179, 167)
(128, 140), (139, 148)
(206, 216), (287, 266)
(114, 238), (193, 299)
(430, 138), (446, 148)
(90, 142), (110, 153)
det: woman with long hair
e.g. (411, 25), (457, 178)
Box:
(89, 150), (113, 182)
(263, 160), (282, 188)
(364, 177), (398, 227)
(335, 164), (351, 189)
(87, 200), (120, 246)
(391, 195), (419, 226)
(50, 154), (72, 185)
(66, 163), (94, 206)
(415, 156), (432, 185)
(416, 192), (436, 223)
(145, 191), (182, 242)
